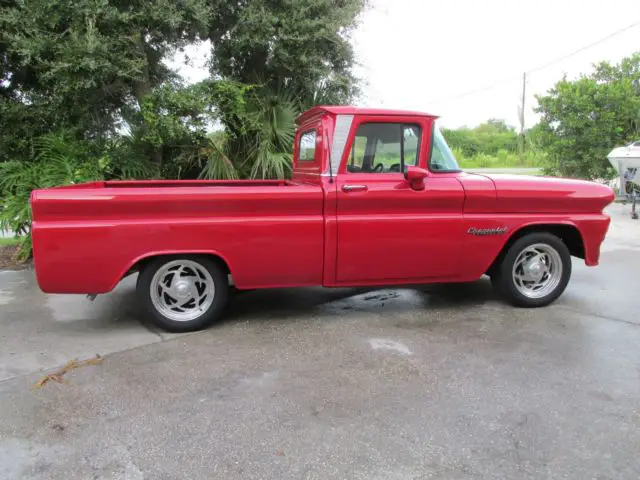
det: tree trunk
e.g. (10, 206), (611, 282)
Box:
(151, 148), (163, 174)
(132, 33), (152, 106)
(132, 33), (163, 171)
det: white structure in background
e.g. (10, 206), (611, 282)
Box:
(608, 140), (640, 197)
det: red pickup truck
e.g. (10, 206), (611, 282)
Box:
(30, 106), (615, 332)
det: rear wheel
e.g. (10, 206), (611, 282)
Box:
(137, 256), (228, 332)
(491, 232), (571, 307)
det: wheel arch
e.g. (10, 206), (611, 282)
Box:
(114, 250), (233, 290)
(486, 222), (584, 276)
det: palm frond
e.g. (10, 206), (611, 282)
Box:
(0, 161), (33, 193)
(249, 142), (292, 180)
(0, 190), (32, 236)
(16, 234), (33, 262)
(199, 138), (239, 180)
(238, 89), (298, 179)
(0, 133), (106, 257)
(268, 101), (297, 151)
(100, 136), (159, 180)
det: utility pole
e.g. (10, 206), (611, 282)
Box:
(518, 72), (526, 165)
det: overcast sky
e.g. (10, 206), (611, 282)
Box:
(171, 0), (640, 129)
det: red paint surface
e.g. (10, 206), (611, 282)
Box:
(31, 107), (615, 294)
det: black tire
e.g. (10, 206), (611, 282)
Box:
(137, 255), (229, 332)
(491, 232), (571, 307)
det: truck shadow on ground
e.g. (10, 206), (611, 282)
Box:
(35, 273), (498, 332)
(35, 272), (497, 332)
(220, 278), (497, 326)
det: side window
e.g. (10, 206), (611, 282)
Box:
(299, 130), (316, 162)
(347, 123), (421, 173)
(347, 136), (368, 171)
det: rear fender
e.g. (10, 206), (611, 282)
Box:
(112, 249), (235, 291)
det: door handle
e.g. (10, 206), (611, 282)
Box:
(342, 184), (368, 193)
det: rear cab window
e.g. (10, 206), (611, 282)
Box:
(293, 123), (324, 180)
(299, 130), (317, 162)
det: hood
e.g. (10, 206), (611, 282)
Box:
(478, 174), (615, 214)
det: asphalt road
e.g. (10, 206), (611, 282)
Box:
(1, 204), (639, 479)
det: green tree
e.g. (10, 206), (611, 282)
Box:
(203, 0), (367, 179)
(534, 52), (640, 179)
(443, 120), (518, 157)
(207, 0), (365, 106)
(0, 0), (210, 162)
(476, 119), (512, 134)
(129, 80), (219, 176)
(441, 127), (480, 157)
(202, 82), (299, 179)
(1, 0), (366, 175)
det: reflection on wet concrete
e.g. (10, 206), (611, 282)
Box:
(225, 279), (496, 323)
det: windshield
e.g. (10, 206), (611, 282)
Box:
(429, 123), (460, 172)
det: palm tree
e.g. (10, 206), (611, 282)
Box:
(201, 87), (299, 180)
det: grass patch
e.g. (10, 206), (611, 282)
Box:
(0, 237), (20, 247)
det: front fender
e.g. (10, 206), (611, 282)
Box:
(458, 214), (609, 281)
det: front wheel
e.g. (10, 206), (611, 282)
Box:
(137, 256), (229, 332)
(491, 233), (571, 307)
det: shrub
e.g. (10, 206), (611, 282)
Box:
(0, 134), (155, 259)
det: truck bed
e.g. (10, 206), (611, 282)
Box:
(31, 180), (326, 294)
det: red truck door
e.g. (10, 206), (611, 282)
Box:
(334, 116), (465, 284)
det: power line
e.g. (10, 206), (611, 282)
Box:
(527, 20), (640, 73)
(428, 75), (520, 106)
(429, 20), (640, 107)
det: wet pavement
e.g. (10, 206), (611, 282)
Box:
(1, 204), (639, 479)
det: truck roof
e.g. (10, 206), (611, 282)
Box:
(296, 105), (438, 124)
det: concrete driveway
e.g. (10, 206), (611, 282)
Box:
(1, 204), (639, 479)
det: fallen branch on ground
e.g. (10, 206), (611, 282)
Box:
(32, 354), (104, 390)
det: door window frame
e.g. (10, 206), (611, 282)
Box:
(347, 123), (422, 174)
(338, 115), (433, 176)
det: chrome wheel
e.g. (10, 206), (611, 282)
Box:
(512, 243), (563, 299)
(150, 260), (215, 322)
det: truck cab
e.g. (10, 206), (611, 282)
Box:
(294, 107), (467, 285)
